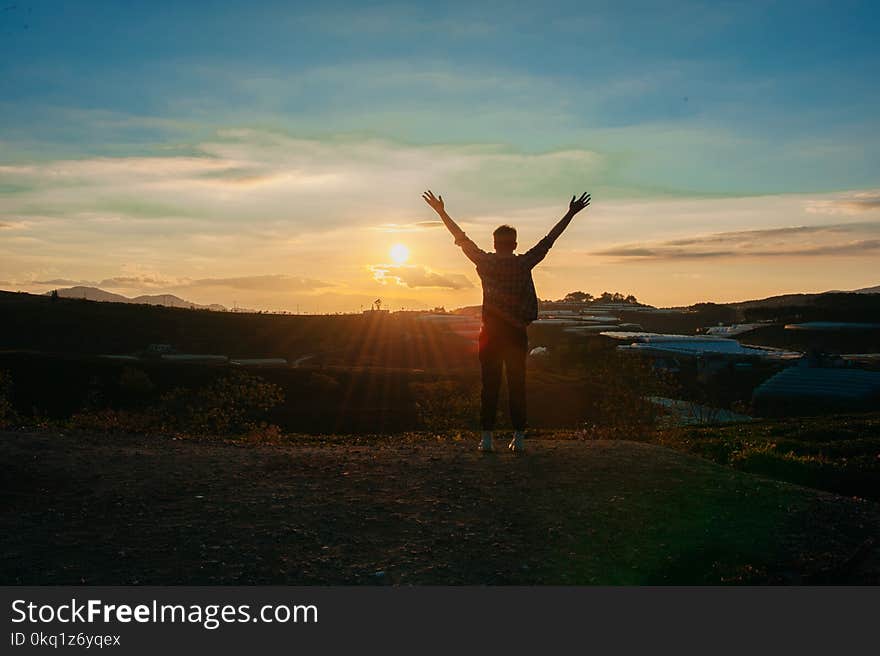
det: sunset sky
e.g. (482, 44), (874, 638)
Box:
(2, 1), (879, 312)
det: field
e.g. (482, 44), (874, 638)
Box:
(2, 290), (879, 585)
(647, 414), (880, 501)
(2, 430), (878, 585)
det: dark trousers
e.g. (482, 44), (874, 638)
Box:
(478, 320), (528, 431)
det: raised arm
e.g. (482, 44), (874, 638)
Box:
(522, 192), (590, 267)
(422, 190), (464, 239)
(422, 190), (486, 264)
(547, 192), (590, 244)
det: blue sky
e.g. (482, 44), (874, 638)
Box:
(2, 1), (879, 309)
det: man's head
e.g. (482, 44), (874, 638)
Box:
(493, 224), (517, 255)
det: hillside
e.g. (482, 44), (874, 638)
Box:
(728, 290), (880, 315)
(1, 430), (877, 585)
(0, 290), (472, 368)
(49, 286), (227, 311)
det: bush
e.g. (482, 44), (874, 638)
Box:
(730, 443), (842, 488)
(156, 371), (284, 435)
(644, 415), (880, 500)
(582, 353), (672, 438)
(409, 379), (479, 431)
(68, 370), (285, 437)
(118, 367), (155, 401)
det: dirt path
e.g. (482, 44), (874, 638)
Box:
(2, 430), (878, 584)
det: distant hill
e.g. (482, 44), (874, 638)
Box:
(726, 286), (880, 310)
(726, 292), (827, 310)
(48, 286), (226, 311)
(718, 292), (880, 328)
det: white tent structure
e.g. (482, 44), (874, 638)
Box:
(603, 332), (801, 362)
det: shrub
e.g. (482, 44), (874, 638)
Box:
(582, 353), (672, 438)
(729, 443), (839, 488)
(156, 371), (284, 435)
(643, 415), (880, 500)
(409, 379), (479, 431)
(118, 367), (155, 401)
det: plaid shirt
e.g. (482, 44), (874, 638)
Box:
(454, 231), (553, 328)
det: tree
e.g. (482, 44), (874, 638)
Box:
(563, 291), (593, 304)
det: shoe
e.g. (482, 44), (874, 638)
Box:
(478, 432), (495, 453)
(508, 432), (525, 454)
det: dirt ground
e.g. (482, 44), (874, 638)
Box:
(2, 430), (878, 585)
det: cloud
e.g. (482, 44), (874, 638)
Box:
(27, 273), (333, 295)
(594, 221), (880, 260)
(371, 264), (474, 290)
(0, 157), (235, 180)
(0, 130), (603, 232)
(185, 275), (333, 292)
(661, 224), (860, 247)
(30, 278), (97, 286)
(776, 239), (880, 256)
(597, 246), (735, 259)
(372, 220), (443, 232)
(98, 275), (180, 288)
(805, 192), (880, 215)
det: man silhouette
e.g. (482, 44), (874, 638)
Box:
(422, 190), (591, 453)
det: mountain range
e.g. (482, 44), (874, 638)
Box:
(47, 286), (226, 311)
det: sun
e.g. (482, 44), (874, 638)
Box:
(390, 243), (410, 264)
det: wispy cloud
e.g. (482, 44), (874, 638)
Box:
(806, 191), (880, 215)
(0, 130), (603, 231)
(594, 221), (880, 260)
(98, 275), (181, 288)
(372, 220), (443, 232)
(371, 264), (473, 290)
(184, 275), (333, 292)
(26, 273), (334, 295)
(31, 278), (97, 286)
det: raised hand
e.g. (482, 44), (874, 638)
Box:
(422, 189), (445, 214)
(569, 192), (591, 215)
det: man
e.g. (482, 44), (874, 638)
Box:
(422, 190), (591, 453)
